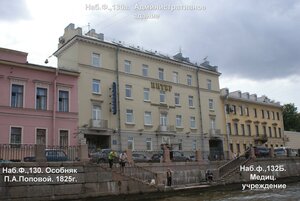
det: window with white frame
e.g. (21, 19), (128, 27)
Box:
(58, 90), (69, 112)
(209, 99), (214, 110)
(146, 138), (152, 151)
(92, 53), (101, 67)
(128, 136), (134, 150)
(187, 75), (192, 86)
(239, 106), (243, 115)
(188, 96), (194, 107)
(124, 60), (131, 73)
(10, 127), (22, 147)
(176, 115), (182, 127)
(36, 87), (47, 110)
(158, 68), (164, 80)
(144, 88), (150, 101)
(36, 128), (46, 145)
(142, 64), (149, 77)
(125, 85), (132, 98)
(178, 139), (183, 150)
(173, 71), (179, 83)
(192, 139), (197, 150)
(92, 79), (101, 94)
(59, 130), (69, 147)
(11, 84), (24, 108)
(207, 79), (212, 90)
(190, 116), (196, 128)
(174, 93), (180, 105)
(92, 105), (101, 120)
(210, 117), (216, 129)
(234, 122), (239, 135)
(144, 111), (152, 125)
(160, 91), (165, 103)
(126, 109), (134, 123)
(160, 113), (168, 126)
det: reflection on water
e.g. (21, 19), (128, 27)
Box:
(155, 182), (300, 201)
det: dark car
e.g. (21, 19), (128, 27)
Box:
(89, 149), (119, 163)
(150, 153), (163, 162)
(254, 146), (270, 157)
(132, 153), (150, 163)
(171, 151), (191, 162)
(24, 149), (68, 162)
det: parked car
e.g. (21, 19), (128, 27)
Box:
(132, 153), (150, 163)
(150, 153), (163, 162)
(171, 151), (191, 162)
(287, 148), (298, 157)
(24, 149), (68, 162)
(254, 146), (270, 157)
(89, 149), (120, 163)
(274, 147), (287, 157)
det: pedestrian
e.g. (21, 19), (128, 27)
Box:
(166, 168), (172, 186)
(119, 151), (128, 173)
(108, 150), (117, 169)
(206, 170), (213, 182)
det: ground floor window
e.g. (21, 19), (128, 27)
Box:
(10, 127), (22, 148)
(128, 136), (134, 150)
(59, 130), (69, 147)
(36, 128), (46, 145)
(146, 138), (152, 151)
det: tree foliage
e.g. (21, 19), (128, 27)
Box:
(282, 103), (300, 131)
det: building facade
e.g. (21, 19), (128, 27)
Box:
(0, 47), (79, 146)
(54, 23), (226, 158)
(220, 88), (285, 156)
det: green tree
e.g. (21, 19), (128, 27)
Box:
(282, 103), (300, 131)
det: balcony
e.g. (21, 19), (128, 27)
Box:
(89, 119), (108, 130)
(157, 125), (175, 132)
(209, 129), (221, 138)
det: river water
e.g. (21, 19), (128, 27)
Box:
(153, 182), (300, 201)
(84, 181), (300, 201)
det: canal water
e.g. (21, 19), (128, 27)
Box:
(85, 181), (300, 201)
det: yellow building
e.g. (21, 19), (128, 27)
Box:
(54, 24), (226, 158)
(220, 88), (285, 156)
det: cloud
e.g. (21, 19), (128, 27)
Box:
(0, 0), (30, 21)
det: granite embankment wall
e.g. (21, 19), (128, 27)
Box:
(0, 158), (300, 200)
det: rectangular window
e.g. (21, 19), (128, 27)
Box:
(158, 68), (164, 80)
(254, 108), (257, 117)
(92, 79), (101, 94)
(263, 126), (267, 136)
(11, 84), (24, 108)
(245, 107), (249, 116)
(92, 105), (101, 120)
(59, 130), (68, 147)
(272, 111), (275, 120)
(174, 93), (180, 105)
(10, 127), (22, 148)
(267, 111), (270, 119)
(146, 138), (152, 151)
(209, 99), (214, 110)
(274, 127), (277, 138)
(261, 110), (265, 118)
(225, 104), (230, 114)
(278, 128), (281, 138)
(160, 113), (167, 126)
(128, 136), (134, 150)
(236, 144), (240, 154)
(58, 90), (69, 112)
(178, 139), (183, 150)
(142, 64), (148, 76)
(239, 106), (243, 115)
(144, 111), (152, 125)
(269, 126), (272, 137)
(210, 117), (216, 129)
(207, 79), (212, 90)
(241, 124), (245, 136)
(36, 87), (47, 110)
(187, 75), (192, 86)
(125, 85), (132, 98)
(227, 123), (232, 135)
(190, 116), (196, 128)
(92, 53), (100, 67)
(232, 105), (237, 114)
(173, 71), (179, 83)
(143, 88), (150, 101)
(192, 139), (196, 150)
(176, 115), (182, 127)
(124, 60), (131, 73)
(247, 124), (251, 136)
(36, 128), (46, 145)
(255, 125), (259, 137)
(160, 91), (166, 103)
(234, 123), (238, 135)
(230, 143), (233, 153)
(276, 112), (280, 120)
(188, 96), (194, 107)
(126, 109), (134, 123)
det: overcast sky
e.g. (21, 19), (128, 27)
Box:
(1, 0), (299, 109)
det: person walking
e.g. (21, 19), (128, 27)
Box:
(108, 150), (117, 169)
(166, 168), (172, 186)
(119, 151), (128, 173)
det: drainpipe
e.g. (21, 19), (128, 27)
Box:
(115, 46), (121, 151)
(53, 68), (58, 146)
(196, 67), (204, 159)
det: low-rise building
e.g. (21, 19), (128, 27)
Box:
(220, 88), (285, 157)
(0, 47), (79, 146)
